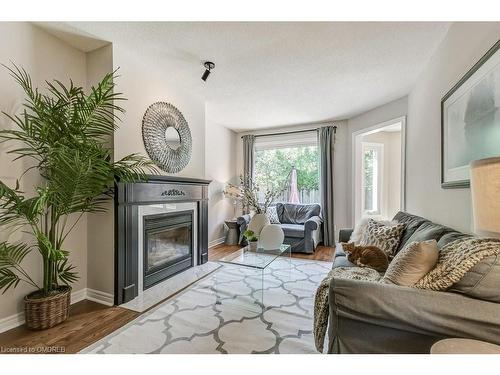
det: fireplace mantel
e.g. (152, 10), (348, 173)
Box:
(115, 175), (211, 305)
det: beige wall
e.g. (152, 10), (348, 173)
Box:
(205, 119), (238, 245)
(347, 96), (408, 226)
(406, 22), (500, 233)
(0, 23), (88, 320)
(111, 45), (206, 178)
(86, 45), (115, 295)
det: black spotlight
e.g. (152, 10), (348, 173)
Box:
(201, 61), (215, 82)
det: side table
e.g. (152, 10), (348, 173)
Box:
(430, 338), (500, 354)
(224, 220), (240, 245)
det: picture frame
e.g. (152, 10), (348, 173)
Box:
(441, 39), (500, 189)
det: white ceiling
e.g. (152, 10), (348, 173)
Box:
(38, 22), (450, 132)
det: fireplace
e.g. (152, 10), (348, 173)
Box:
(115, 175), (210, 305)
(143, 210), (194, 289)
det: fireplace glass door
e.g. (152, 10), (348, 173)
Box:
(143, 211), (193, 289)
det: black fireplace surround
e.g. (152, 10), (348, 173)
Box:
(115, 175), (210, 305)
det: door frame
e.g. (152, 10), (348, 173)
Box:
(351, 116), (407, 225)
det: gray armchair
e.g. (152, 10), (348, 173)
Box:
(237, 203), (323, 253)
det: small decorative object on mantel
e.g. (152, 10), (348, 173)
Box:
(441, 39), (500, 188)
(142, 102), (192, 173)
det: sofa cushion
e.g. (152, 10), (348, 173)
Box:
(403, 221), (453, 246)
(277, 203), (321, 225)
(280, 223), (304, 238)
(450, 254), (500, 303)
(360, 219), (405, 257)
(332, 255), (356, 269)
(437, 231), (472, 249)
(392, 211), (429, 253)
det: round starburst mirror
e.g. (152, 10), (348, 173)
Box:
(141, 102), (192, 173)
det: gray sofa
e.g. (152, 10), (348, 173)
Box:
(236, 203), (323, 253)
(328, 211), (500, 354)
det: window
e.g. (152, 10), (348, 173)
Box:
(253, 133), (319, 204)
(361, 142), (383, 215)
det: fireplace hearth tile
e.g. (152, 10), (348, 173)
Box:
(120, 262), (221, 312)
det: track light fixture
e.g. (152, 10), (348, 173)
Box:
(201, 61), (215, 82)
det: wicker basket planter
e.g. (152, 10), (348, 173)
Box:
(24, 286), (71, 330)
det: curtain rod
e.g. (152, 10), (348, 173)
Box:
(240, 125), (337, 139)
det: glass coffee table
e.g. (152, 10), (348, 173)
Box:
(216, 244), (292, 311)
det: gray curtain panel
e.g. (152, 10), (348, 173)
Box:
(318, 126), (336, 246)
(242, 134), (255, 213)
(242, 134), (255, 182)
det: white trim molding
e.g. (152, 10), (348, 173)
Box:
(86, 288), (114, 306)
(208, 237), (225, 248)
(0, 288), (115, 333)
(0, 312), (24, 334)
(351, 116), (407, 225)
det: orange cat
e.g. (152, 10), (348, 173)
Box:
(341, 242), (389, 272)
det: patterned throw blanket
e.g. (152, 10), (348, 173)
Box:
(415, 237), (500, 290)
(313, 267), (381, 352)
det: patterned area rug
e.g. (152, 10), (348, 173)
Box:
(81, 257), (332, 354)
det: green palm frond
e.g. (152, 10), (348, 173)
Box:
(0, 63), (156, 295)
(0, 242), (38, 293)
(114, 153), (158, 183)
(0, 269), (21, 294)
(57, 258), (79, 286)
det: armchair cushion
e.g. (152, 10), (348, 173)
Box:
(277, 203), (321, 224)
(280, 223), (304, 238)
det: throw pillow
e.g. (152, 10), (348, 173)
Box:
(415, 237), (500, 291)
(360, 219), (405, 257)
(350, 216), (396, 244)
(349, 216), (371, 244)
(449, 254), (500, 303)
(266, 206), (280, 224)
(382, 240), (439, 286)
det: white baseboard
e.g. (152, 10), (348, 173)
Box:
(86, 288), (114, 306)
(0, 312), (24, 334)
(71, 288), (87, 304)
(208, 237), (225, 248)
(0, 287), (115, 333)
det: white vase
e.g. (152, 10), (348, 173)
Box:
(259, 224), (285, 250)
(248, 213), (270, 235)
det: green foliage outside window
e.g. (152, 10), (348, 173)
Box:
(254, 146), (319, 193)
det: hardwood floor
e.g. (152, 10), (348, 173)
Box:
(209, 243), (335, 262)
(0, 244), (334, 354)
(0, 300), (138, 354)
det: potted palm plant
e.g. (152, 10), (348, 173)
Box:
(0, 65), (156, 330)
